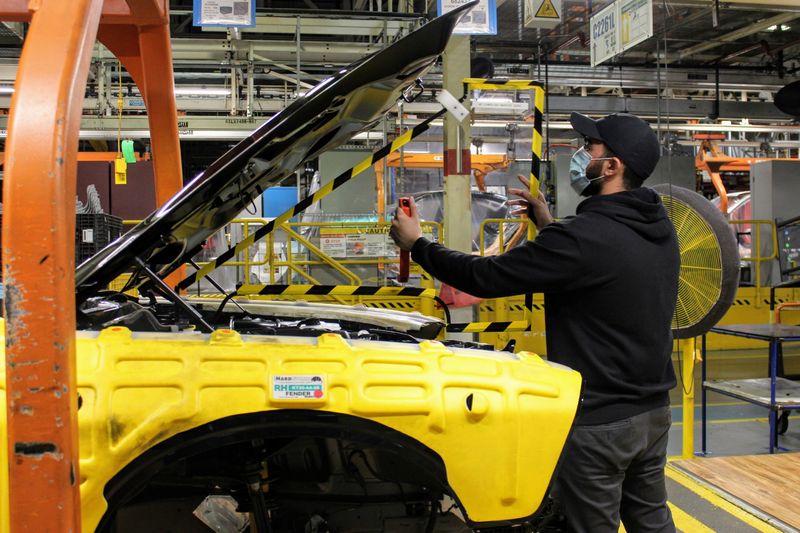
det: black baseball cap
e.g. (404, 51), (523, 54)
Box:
(570, 112), (660, 179)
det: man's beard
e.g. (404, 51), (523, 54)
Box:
(581, 164), (603, 197)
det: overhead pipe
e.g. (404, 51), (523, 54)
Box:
(714, 40), (767, 64)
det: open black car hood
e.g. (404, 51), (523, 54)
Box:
(75, 3), (475, 302)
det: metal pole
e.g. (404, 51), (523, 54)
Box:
(247, 47), (254, 118)
(441, 35), (472, 340)
(295, 16), (301, 95)
(681, 338), (695, 458)
(701, 333), (707, 455)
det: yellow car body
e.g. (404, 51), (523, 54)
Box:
(1, 325), (581, 531)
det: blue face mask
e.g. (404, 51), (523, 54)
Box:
(569, 147), (612, 195)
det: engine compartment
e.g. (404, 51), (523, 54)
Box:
(77, 292), (501, 352)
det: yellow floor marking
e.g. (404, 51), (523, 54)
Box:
(701, 400), (749, 407)
(668, 501), (715, 532)
(665, 465), (783, 533)
(617, 503), (712, 532)
(671, 417), (768, 427)
(672, 353), (800, 361)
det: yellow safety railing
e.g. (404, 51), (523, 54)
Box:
(273, 220), (440, 278)
(475, 217), (538, 347)
(477, 217), (533, 255)
(729, 219), (778, 303)
(166, 218), (442, 312)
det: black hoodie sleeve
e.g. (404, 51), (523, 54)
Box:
(410, 221), (589, 298)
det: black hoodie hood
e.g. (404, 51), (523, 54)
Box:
(576, 187), (674, 242)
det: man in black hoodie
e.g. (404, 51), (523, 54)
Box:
(390, 112), (679, 532)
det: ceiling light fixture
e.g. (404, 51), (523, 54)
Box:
(174, 87), (232, 96)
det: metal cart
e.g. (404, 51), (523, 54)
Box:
(702, 324), (800, 454)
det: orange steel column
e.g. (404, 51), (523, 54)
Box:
(2, 0), (104, 532)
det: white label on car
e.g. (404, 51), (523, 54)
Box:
(272, 375), (325, 400)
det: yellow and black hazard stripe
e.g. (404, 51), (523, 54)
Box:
(525, 84), (546, 330)
(764, 298), (790, 305)
(480, 303), (544, 312)
(463, 78), (544, 91)
(364, 301), (418, 310)
(174, 107), (448, 292)
(528, 83), (545, 239)
(235, 284), (438, 299)
(447, 320), (530, 333)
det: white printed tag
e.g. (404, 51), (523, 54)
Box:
(272, 375), (325, 400)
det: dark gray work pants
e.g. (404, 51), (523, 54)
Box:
(553, 405), (676, 533)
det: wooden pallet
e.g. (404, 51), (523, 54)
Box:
(673, 453), (800, 529)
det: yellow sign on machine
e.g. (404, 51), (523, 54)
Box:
(524, 0), (562, 28)
(535, 0), (560, 18)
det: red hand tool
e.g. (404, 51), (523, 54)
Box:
(397, 197), (412, 282)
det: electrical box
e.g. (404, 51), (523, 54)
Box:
(750, 160), (800, 286)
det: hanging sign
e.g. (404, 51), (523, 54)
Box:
(438, 0), (498, 35)
(524, 0), (562, 29)
(620, 0), (653, 52)
(193, 0), (256, 28)
(590, 2), (619, 67)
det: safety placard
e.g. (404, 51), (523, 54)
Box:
(320, 227), (393, 259)
(271, 375), (325, 400)
(620, 0), (653, 52)
(590, 2), (619, 67)
(524, 0), (562, 29)
(193, 0), (256, 28)
(319, 227), (434, 259)
(438, 0), (498, 35)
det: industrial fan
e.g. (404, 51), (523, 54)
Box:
(653, 184), (740, 338)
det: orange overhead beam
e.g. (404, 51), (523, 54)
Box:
(0, 0), (166, 24)
(376, 152), (509, 192)
(0, 0), (33, 22)
(2, 1), (104, 532)
(101, 0), (167, 24)
(0, 152), (148, 163)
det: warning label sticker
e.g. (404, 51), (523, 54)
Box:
(272, 375), (325, 400)
(535, 0), (559, 18)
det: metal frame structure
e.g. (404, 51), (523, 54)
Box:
(0, 1), (180, 530)
(702, 324), (800, 455)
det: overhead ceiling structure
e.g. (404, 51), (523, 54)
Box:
(0, 0), (798, 153)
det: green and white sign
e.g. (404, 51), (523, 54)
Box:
(272, 375), (325, 400)
(620, 0), (654, 52)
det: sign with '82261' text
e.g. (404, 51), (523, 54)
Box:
(590, 2), (619, 66)
(590, 0), (653, 66)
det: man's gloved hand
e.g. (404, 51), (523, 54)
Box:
(508, 174), (554, 230)
(390, 197), (423, 251)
